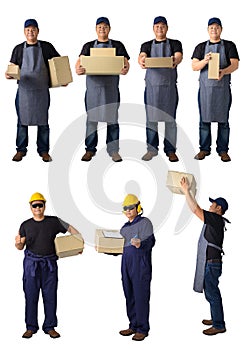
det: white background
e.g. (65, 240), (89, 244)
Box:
(0, 0), (248, 349)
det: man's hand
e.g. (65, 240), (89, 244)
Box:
(15, 232), (25, 250)
(131, 237), (141, 248)
(180, 176), (190, 194)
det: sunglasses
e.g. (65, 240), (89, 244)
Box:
(123, 204), (137, 211)
(31, 203), (44, 208)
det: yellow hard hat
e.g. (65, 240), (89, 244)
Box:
(123, 194), (142, 213)
(29, 192), (46, 203)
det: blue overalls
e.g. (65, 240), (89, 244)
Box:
(120, 215), (155, 335)
(23, 249), (58, 333)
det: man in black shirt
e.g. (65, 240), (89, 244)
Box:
(138, 16), (183, 162)
(75, 17), (130, 162)
(6, 19), (61, 162)
(191, 17), (239, 162)
(15, 192), (82, 339)
(180, 177), (229, 336)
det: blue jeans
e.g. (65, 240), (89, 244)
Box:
(144, 88), (178, 155)
(198, 90), (231, 154)
(16, 122), (50, 155)
(15, 93), (50, 155)
(85, 120), (119, 155)
(204, 262), (225, 329)
(146, 120), (177, 155)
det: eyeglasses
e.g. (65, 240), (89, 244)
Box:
(31, 203), (44, 208)
(123, 204), (136, 211)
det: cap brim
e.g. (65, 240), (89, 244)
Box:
(209, 197), (215, 203)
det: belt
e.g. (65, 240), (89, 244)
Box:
(207, 259), (222, 263)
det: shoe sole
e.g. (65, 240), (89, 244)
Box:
(203, 329), (226, 336)
(81, 153), (96, 161)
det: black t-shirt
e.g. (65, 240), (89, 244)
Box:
(79, 39), (130, 59)
(204, 210), (225, 259)
(19, 215), (69, 256)
(191, 39), (239, 70)
(140, 38), (183, 56)
(10, 40), (60, 85)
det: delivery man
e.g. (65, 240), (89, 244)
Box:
(15, 192), (82, 339)
(138, 16), (183, 162)
(6, 19), (63, 162)
(119, 194), (155, 341)
(192, 17), (239, 162)
(180, 177), (230, 335)
(75, 17), (130, 162)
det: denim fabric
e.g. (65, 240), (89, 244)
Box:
(146, 120), (176, 155)
(85, 120), (119, 155)
(204, 262), (225, 329)
(16, 121), (50, 155)
(15, 92), (49, 155)
(198, 89), (231, 154)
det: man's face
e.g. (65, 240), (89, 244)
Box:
(30, 201), (45, 216)
(209, 201), (221, 214)
(124, 205), (138, 222)
(24, 25), (39, 43)
(153, 22), (168, 39)
(208, 23), (222, 41)
(96, 23), (110, 40)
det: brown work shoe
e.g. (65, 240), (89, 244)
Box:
(168, 152), (179, 162)
(220, 152), (231, 162)
(119, 328), (135, 336)
(22, 329), (35, 338)
(111, 152), (123, 162)
(202, 319), (213, 326)
(132, 332), (148, 341)
(12, 151), (26, 162)
(41, 153), (52, 162)
(81, 151), (96, 161)
(203, 326), (226, 336)
(47, 329), (60, 338)
(141, 151), (158, 161)
(194, 150), (210, 160)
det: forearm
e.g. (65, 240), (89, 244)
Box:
(184, 189), (199, 213)
(68, 225), (80, 235)
(192, 58), (208, 71)
(174, 52), (183, 66)
(221, 59), (239, 75)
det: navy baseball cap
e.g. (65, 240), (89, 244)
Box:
(24, 19), (39, 28)
(209, 197), (228, 213)
(96, 17), (110, 26)
(208, 17), (222, 27)
(153, 16), (168, 25)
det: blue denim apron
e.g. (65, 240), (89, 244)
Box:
(145, 40), (177, 121)
(193, 225), (223, 293)
(85, 40), (120, 122)
(199, 40), (231, 123)
(18, 41), (50, 126)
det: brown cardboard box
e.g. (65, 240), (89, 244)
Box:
(95, 229), (124, 254)
(166, 171), (197, 197)
(48, 56), (73, 87)
(145, 57), (173, 68)
(7, 64), (20, 80)
(54, 234), (84, 258)
(208, 53), (220, 79)
(80, 55), (124, 75)
(90, 48), (116, 56)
